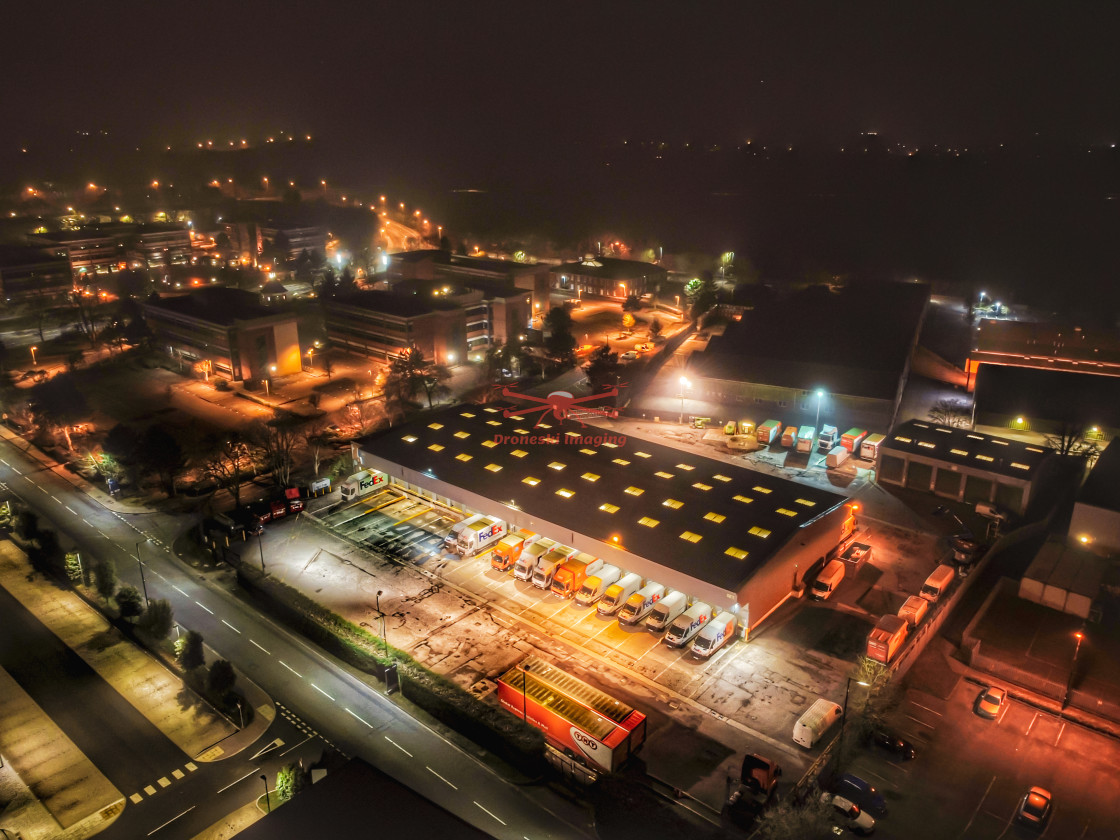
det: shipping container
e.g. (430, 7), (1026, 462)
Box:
(840, 428), (868, 453)
(867, 614), (909, 664)
(860, 433), (886, 460)
(825, 446), (851, 468)
(781, 425), (798, 448)
(796, 426), (816, 453)
(756, 419), (782, 444)
(897, 595), (929, 627)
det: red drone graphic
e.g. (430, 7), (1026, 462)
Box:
(500, 386), (620, 427)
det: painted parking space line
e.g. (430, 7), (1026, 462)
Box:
(958, 776), (997, 838)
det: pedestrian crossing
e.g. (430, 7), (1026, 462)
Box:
(128, 761), (198, 804)
(276, 702), (348, 758)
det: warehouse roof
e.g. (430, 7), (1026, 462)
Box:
(359, 404), (847, 591)
(881, 419), (1052, 480)
(1078, 438), (1120, 512)
(144, 287), (276, 325)
(552, 256), (667, 281)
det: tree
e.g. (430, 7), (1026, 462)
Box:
(276, 761), (310, 803)
(302, 423), (332, 477)
(143, 599), (174, 639)
(248, 413), (302, 487)
(841, 657), (901, 753)
(93, 556), (117, 602)
(621, 311), (636, 333)
(14, 508), (41, 541)
(649, 316), (663, 340)
(757, 791), (834, 840)
(685, 272), (718, 320)
(583, 344), (620, 392)
(543, 307), (577, 371)
(202, 433), (254, 506)
(928, 398), (971, 428)
(28, 529), (64, 578)
(176, 630), (206, 672)
(206, 659), (237, 700)
(1045, 417), (1102, 458)
(116, 584), (144, 621)
(386, 345), (451, 409)
(104, 423), (142, 486)
(29, 374), (89, 450)
(621, 294), (642, 312)
(337, 267), (358, 295)
(138, 425), (186, 496)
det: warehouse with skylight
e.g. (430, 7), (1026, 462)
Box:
(352, 404), (855, 632)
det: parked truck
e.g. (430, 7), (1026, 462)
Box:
(840, 428), (869, 453)
(690, 610), (738, 658)
(818, 424), (839, 452)
(532, 545), (579, 589)
(898, 595), (929, 627)
(514, 538), (556, 582)
(491, 529), (537, 572)
(617, 582), (666, 625)
(550, 554), (604, 598)
(756, 419), (782, 445)
(574, 564), (622, 606)
(726, 754), (783, 826)
(867, 614), (909, 664)
(339, 469), (387, 502)
(645, 590), (688, 632)
(598, 573), (642, 616)
(860, 432), (886, 460)
(825, 445), (851, 468)
(664, 601), (713, 647)
(796, 426), (816, 453)
(792, 698), (843, 748)
(781, 425), (798, 448)
(457, 517), (507, 556)
(444, 514), (483, 552)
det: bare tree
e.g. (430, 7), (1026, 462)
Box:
(928, 398), (972, 428)
(247, 414), (302, 487)
(202, 433), (254, 506)
(301, 419), (332, 477)
(1045, 418), (1101, 458)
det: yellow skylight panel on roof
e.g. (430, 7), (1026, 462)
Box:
(486, 420), (502, 426)
(950, 448), (969, 456)
(1025, 446), (1044, 453)
(692, 482), (712, 491)
(676, 463), (695, 471)
(918, 441), (936, 449)
(483, 407), (499, 413)
(481, 440), (498, 448)
(749, 526), (771, 538)
(654, 471), (674, 479)
(428, 444), (445, 452)
(460, 411), (476, 418)
(634, 451), (652, 458)
(556, 488), (574, 498)
(966, 433), (984, 440)
(975, 454), (994, 462)
(454, 431), (470, 439)
(776, 507), (798, 517)
(537, 422), (552, 429)
(510, 449), (529, 458)
(613, 458), (631, 466)
(485, 463), (503, 472)
(522, 476), (540, 486)
(514, 428), (532, 435)
(914, 422), (929, 428)
(638, 516), (659, 528)
(508, 414), (524, 420)
(733, 494), (753, 504)
(599, 503), (619, 513)
(704, 512), (726, 523)
(713, 474), (732, 482)
(402, 435), (418, 443)
(679, 531), (702, 543)
(582, 472), (600, 482)
(601, 441), (618, 448)
(548, 461), (565, 471)
(1010, 462), (1030, 470)
(894, 435), (912, 443)
(795, 498), (816, 507)
(565, 431), (581, 438)
(580, 448), (597, 455)
(752, 486), (772, 494)
(455, 453), (473, 462)
(991, 439), (1009, 446)
(428, 423), (444, 430)
(624, 486), (644, 496)
(662, 498), (683, 509)
(725, 546), (749, 560)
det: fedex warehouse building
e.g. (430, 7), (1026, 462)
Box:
(352, 404), (853, 633)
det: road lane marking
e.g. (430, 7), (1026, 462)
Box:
(50, 494), (60, 503)
(250, 639), (271, 654)
(959, 776), (997, 838)
(474, 802), (506, 825)
(1055, 722), (1066, 746)
(0, 459), (8, 466)
(427, 766), (458, 789)
(83, 518), (93, 527)
(37, 484), (47, 493)
(221, 619), (241, 634)
(997, 701), (1010, 725)
(311, 683), (335, 701)
(910, 701), (943, 717)
(129, 793), (142, 804)
(195, 601), (214, 614)
(279, 660), (303, 677)
(279, 735), (312, 757)
(147, 806), (196, 835)
(173, 586), (188, 596)
(385, 736), (412, 757)
(172, 769), (184, 779)
(216, 767), (261, 794)
(157, 777), (171, 788)
(346, 708), (374, 728)
(65, 505), (76, 514)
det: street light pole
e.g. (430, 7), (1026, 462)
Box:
(30, 345), (38, 365)
(679, 376), (690, 425)
(840, 677), (870, 749)
(257, 530), (266, 574)
(376, 589), (388, 658)
(135, 542), (149, 608)
(261, 774), (271, 813)
(815, 389), (824, 429)
(1063, 630), (1085, 707)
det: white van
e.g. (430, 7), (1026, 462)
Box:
(810, 559), (845, 601)
(920, 564), (956, 603)
(646, 591), (688, 632)
(664, 601), (713, 647)
(574, 564), (622, 606)
(793, 699), (843, 748)
(443, 514), (482, 551)
(513, 539), (554, 582)
(617, 582), (666, 625)
(597, 573), (642, 616)
(690, 611), (738, 658)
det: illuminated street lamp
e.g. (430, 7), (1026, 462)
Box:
(1063, 629), (1085, 707)
(30, 345), (38, 365)
(678, 375), (691, 424)
(840, 677), (871, 748)
(306, 347), (315, 369)
(135, 541), (149, 608)
(261, 774), (271, 813)
(815, 389), (825, 428)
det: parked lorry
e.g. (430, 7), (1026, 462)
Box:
(551, 554), (604, 598)
(598, 573), (642, 616)
(645, 590), (688, 632)
(840, 428), (869, 453)
(664, 601), (713, 647)
(727, 754), (783, 825)
(532, 545), (579, 589)
(756, 419), (782, 445)
(617, 582), (666, 625)
(796, 426), (816, 453)
(860, 432), (886, 460)
(339, 469), (387, 502)
(818, 424), (839, 452)
(920, 564), (956, 602)
(793, 698), (843, 748)
(825, 445), (851, 468)
(898, 595), (929, 627)
(444, 514), (483, 552)
(574, 564), (622, 606)
(690, 610), (738, 658)
(491, 529), (537, 572)
(867, 614), (909, 664)
(810, 559), (845, 600)
(781, 425), (798, 448)
(457, 517), (507, 556)
(514, 538), (555, 581)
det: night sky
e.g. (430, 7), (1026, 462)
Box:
(6, 1), (1119, 165)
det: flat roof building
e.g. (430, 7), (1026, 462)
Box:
(354, 404), (854, 630)
(876, 419), (1055, 516)
(974, 364), (1120, 441)
(0, 245), (74, 303)
(323, 289), (466, 364)
(967, 319), (1120, 390)
(1070, 439), (1120, 555)
(551, 256), (667, 299)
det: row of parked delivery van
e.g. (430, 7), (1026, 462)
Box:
(485, 527), (739, 659)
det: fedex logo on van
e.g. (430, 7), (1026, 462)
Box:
(686, 613), (709, 634)
(479, 523), (504, 541)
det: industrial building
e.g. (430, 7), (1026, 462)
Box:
(973, 363), (1120, 441)
(875, 420), (1056, 516)
(966, 319), (1120, 391)
(551, 256), (667, 299)
(353, 404), (854, 632)
(1069, 439), (1120, 555)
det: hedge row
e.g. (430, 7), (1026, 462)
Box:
(236, 567), (545, 775)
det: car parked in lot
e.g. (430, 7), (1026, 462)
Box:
(620, 350), (639, 361)
(974, 686), (1007, 719)
(833, 773), (887, 816)
(1016, 786), (1052, 827)
(821, 792), (876, 835)
(871, 728), (916, 760)
(634, 342), (654, 352)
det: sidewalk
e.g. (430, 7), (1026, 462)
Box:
(0, 540), (235, 760)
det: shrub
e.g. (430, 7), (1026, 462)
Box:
(143, 598), (174, 639)
(117, 584), (144, 620)
(93, 557), (117, 601)
(176, 630), (206, 671)
(206, 659), (237, 700)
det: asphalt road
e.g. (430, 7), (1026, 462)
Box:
(0, 437), (594, 840)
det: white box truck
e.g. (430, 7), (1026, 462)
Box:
(514, 538), (555, 581)
(664, 601), (713, 647)
(574, 564), (622, 606)
(690, 611), (738, 658)
(898, 595), (929, 627)
(809, 559), (845, 601)
(444, 514), (483, 551)
(796, 426), (816, 453)
(597, 573), (642, 616)
(339, 470), (387, 502)
(825, 446), (850, 468)
(456, 517), (507, 556)
(792, 698), (843, 748)
(818, 425), (839, 452)
(920, 564), (956, 603)
(531, 545), (579, 589)
(645, 590), (688, 632)
(617, 582), (666, 625)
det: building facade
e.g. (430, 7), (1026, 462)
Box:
(0, 246), (75, 304)
(551, 256), (667, 299)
